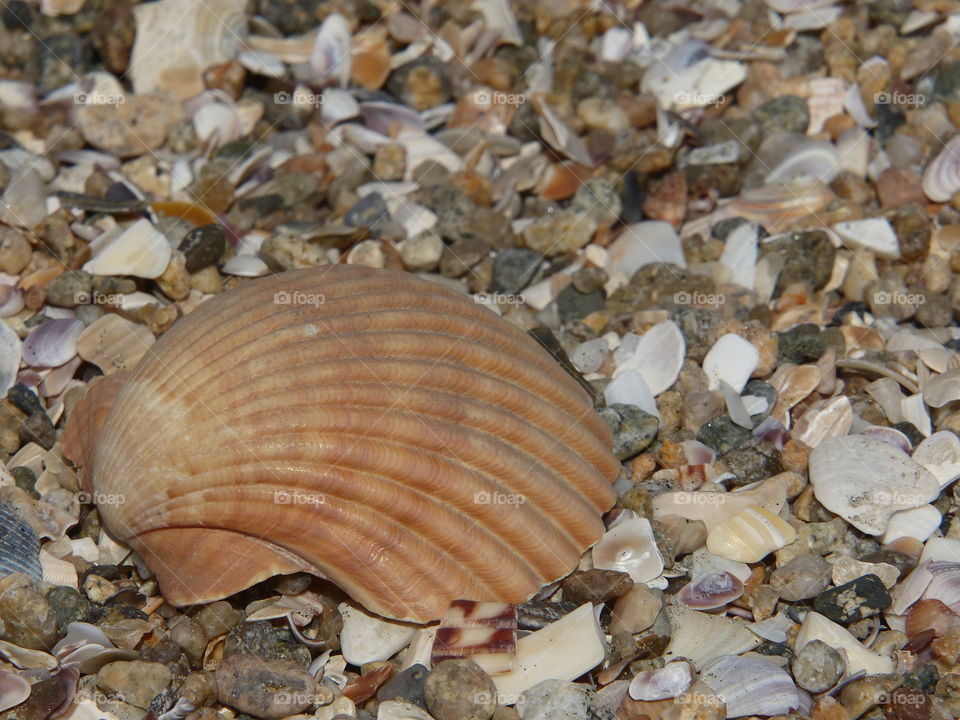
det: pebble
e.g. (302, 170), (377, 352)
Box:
(813, 574), (892, 624)
(0, 227), (31, 274)
(770, 553), (832, 601)
(76, 93), (182, 157)
(223, 620), (310, 668)
(765, 230), (836, 294)
(157, 250), (191, 301)
(515, 679), (599, 720)
(792, 639), (845, 693)
(400, 233), (444, 273)
(697, 416), (753, 455)
(178, 224), (226, 273)
(571, 178), (622, 225)
(424, 660), (497, 720)
(831, 556), (900, 588)
(753, 95), (810, 136)
(560, 569), (633, 605)
(97, 660), (172, 709)
(345, 193), (391, 234)
(0, 582), (59, 650)
(378, 664), (428, 708)
(778, 324), (826, 365)
(598, 404), (659, 460)
(522, 210), (597, 256)
(214, 653), (316, 720)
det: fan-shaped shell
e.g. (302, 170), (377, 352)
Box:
(66, 265), (619, 622)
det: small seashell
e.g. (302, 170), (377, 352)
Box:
(0, 501), (41, 581)
(923, 135), (960, 203)
(76, 315), (156, 375)
(83, 219), (173, 279)
(703, 334), (760, 393)
(0, 670), (30, 713)
(922, 367), (960, 408)
(40, 549), (78, 588)
(725, 179), (835, 234)
(339, 603), (416, 666)
(922, 561), (960, 613)
(883, 505), (942, 544)
(592, 513), (664, 584)
(629, 660), (694, 701)
(806, 77), (847, 135)
(0, 639), (57, 671)
(221, 254), (269, 277)
(605, 221), (686, 282)
(65, 266), (618, 622)
(642, 40), (746, 110)
(766, 140), (839, 185)
(913, 431), (960, 488)
(836, 127), (870, 177)
(604, 370), (659, 418)
(613, 321), (684, 396)
(858, 424), (910, 453)
(809, 435), (940, 535)
(796, 611), (893, 675)
(321, 89), (359, 125)
(700, 654), (808, 718)
(677, 570), (744, 609)
(431, 600), (517, 676)
(663, 606), (760, 669)
(492, 603), (604, 704)
(905, 598), (960, 639)
(536, 100), (593, 167)
(601, 26), (634, 63)
(360, 101), (426, 136)
(309, 13), (351, 86)
(832, 218), (900, 259)
(653, 477), (787, 528)
(0, 321), (22, 395)
(791, 396), (853, 448)
(53, 621), (136, 673)
(706, 504), (797, 563)
(129, 0), (247, 98)
(23, 319), (84, 369)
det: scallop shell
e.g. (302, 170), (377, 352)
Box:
(923, 135), (960, 203)
(702, 655), (809, 718)
(65, 265), (619, 622)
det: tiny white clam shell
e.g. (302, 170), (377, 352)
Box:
(592, 513), (664, 583)
(629, 660), (694, 701)
(703, 334), (759, 393)
(809, 434), (940, 535)
(613, 320), (685, 396)
(923, 367), (960, 408)
(83, 219), (172, 279)
(923, 135), (960, 203)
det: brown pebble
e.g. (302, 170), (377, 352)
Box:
(876, 168), (928, 208)
(214, 654), (316, 720)
(561, 569), (633, 605)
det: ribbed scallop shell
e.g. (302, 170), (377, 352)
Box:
(71, 266), (619, 622)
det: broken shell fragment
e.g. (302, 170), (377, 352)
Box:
(431, 600), (517, 676)
(922, 135), (960, 203)
(64, 265), (619, 622)
(706, 504), (796, 563)
(592, 513), (664, 583)
(700, 654), (808, 718)
(629, 660), (694, 701)
(677, 570), (744, 609)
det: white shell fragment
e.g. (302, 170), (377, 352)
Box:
(809, 434), (940, 535)
(0, 321), (22, 393)
(592, 514), (664, 583)
(923, 367), (960, 408)
(700, 654), (806, 718)
(923, 135), (960, 202)
(796, 611), (893, 675)
(613, 321), (685, 396)
(83, 219), (173, 279)
(629, 660), (694, 701)
(493, 603), (605, 704)
(703, 334), (760, 392)
(913, 431), (960, 488)
(603, 370), (659, 418)
(338, 603), (416, 666)
(663, 607), (760, 669)
(832, 218), (900, 259)
(882, 505), (942, 544)
(605, 222), (686, 280)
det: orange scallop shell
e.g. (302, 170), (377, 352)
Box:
(64, 265), (619, 621)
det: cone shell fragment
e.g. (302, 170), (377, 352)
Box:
(70, 265), (619, 622)
(706, 504), (797, 562)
